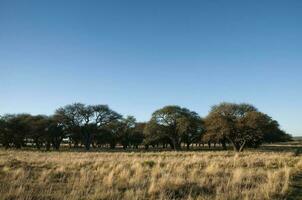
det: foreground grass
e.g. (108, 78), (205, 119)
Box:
(287, 172), (302, 200)
(0, 150), (301, 200)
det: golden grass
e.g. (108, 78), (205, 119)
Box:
(0, 150), (301, 200)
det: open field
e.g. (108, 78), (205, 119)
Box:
(0, 146), (302, 200)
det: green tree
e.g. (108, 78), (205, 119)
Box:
(146, 105), (201, 150)
(0, 114), (31, 148)
(54, 103), (85, 148)
(118, 116), (136, 149)
(143, 121), (168, 149)
(205, 103), (285, 152)
(0, 116), (10, 148)
(54, 103), (121, 150)
(180, 117), (204, 149)
(129, 122), (145, 148)
(26, 115), (49, 149)
(44, 116), (65, 150)
(91, 105), (122, 148)
(261, 120), (292, 143)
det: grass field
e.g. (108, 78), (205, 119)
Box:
(0, 147), (302, 200)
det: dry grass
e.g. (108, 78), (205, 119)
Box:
(0, 150), (301, 200)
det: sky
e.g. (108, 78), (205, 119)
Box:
(0, 0), (301, 136)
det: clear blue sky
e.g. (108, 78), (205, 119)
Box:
(0, 0), (301, 136)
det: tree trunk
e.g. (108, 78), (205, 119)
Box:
(46, 142), (51, 151)
(4, 143), (10, 149)
(34, 138), (40, 149)
(169, 142), (174, 149)
(227, 138), (241, 152)
(84, 132), (91, 151)
(221, 140), (227, 150)
(73, 141), (79, 148)
(171, 139), (177, 151)
(172, 140), (181, 151)
(52, 138), (61, 150)
(53, 141), (60, 150)
(110, 142), (116, 149)
(239, 140), (247, 152)
(175, 143), (181, 150)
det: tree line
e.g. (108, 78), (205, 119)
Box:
(0, 102), (292, 152)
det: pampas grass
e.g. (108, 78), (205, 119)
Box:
(0, 150), (301, 200)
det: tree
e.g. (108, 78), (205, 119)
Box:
(26, 115), (49, 149)
(102, 121), (122, 149)
(54, 103), (85, 148)
(0, 114), (31, 148)
(54, 103), (121, 150)
(91, 105), (122, 148)
(118, 116), (136, 149)
(0, 116), (10, 148)
(129, 122), (145, 148)
(0, 102), (291, 151)
(202, 131), (221, 149)
(94, 127), (112, 148)
(180, 117), (204, 149)
(0, 114), (66, 150)
(44, 117), (65, 150)
(143, 121), (169, 149)
(205, 102), (285, 152)
(145, 106), (202, 150)
(261, 120), (292, 143)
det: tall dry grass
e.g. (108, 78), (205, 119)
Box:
(0, 150), (301, 200)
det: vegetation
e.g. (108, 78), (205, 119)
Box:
(0, 102), (300, 200)
(204, 103), (291, 152)
(144, 106), (203, 150)
(0, 102), (292, 151)
(0, 149), (301, 200)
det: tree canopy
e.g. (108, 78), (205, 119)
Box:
(0, 102), (292, 151)
(204, 103), (291, 152)
(144, 106), (204, 150)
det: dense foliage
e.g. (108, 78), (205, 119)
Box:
(204, 103), (292, 152)
(0, 102), (292, 151)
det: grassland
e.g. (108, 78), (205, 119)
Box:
(0, 147), (302, 200)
